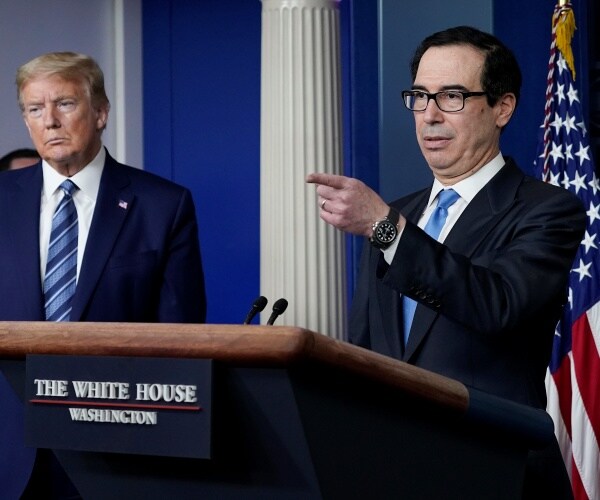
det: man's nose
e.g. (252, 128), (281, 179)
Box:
(421, 97), (444, 123)
(43, 106), (60, 128)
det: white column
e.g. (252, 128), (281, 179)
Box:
(260, 0), (346, 339)
(112, 0), (143, 168)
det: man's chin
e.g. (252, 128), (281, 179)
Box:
(44, 154), (79, 174)
(44, 149), (74, 163)
(423, 153), (452, 171)
(427, 161), (458, 178)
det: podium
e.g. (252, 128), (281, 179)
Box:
(0, 322), (552, 499)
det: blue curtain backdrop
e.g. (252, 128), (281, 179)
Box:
(590, 0), (600, 163)
(143, 0), (262, 324)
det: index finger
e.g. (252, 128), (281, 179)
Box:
(306, 172), (347, 188)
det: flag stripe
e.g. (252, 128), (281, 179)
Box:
(586, 300), (600, 357)
(546, 370), (573, 476)
(570, 463), (589, 500)
(568, 350), (600, 500)
(572, 312), (600, 441)
(553, 354), (573, 440)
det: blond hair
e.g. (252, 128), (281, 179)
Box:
(16, 52), (110, 111)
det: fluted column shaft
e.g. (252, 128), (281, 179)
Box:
(260, 0), (346, 339)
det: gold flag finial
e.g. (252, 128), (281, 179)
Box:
(554, 1), (576, 79)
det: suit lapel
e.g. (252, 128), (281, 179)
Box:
(395, 189), (431, 225)
(70, 155), (134, 321)
(445, 159), (523, 255)
(9, 166), (45, 318)
(403, 161), (524, 360)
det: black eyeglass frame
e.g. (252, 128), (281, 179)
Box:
(401, 90), (488, 112)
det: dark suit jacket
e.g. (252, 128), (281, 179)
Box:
(349, 159), (585, 410)
(0, 150), (206, 322)
(0, 150), (206, 498)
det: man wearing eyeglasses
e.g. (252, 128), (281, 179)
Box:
(307, 26), (584, 498)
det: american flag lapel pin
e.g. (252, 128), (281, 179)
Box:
(118, 200), (128, 210)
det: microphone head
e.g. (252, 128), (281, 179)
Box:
(244, 295), (269, 324)
(266, 298), (289, 325)
(272, 298), (288, 314)
(254, 295), (268, 312)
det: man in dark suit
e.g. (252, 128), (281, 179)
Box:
(0, 51), (206, 498)
(307, 27), (585, 498)
(0, 153), (206, 323)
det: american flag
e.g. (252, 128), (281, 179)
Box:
(535, 3), (600, 499)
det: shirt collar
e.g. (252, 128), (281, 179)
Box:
(42, 146), (105, 202)
(428, 152), (505, 207)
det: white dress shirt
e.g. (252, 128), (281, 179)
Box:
(383, 153), (505, 264)
(39, 147), (105, 284)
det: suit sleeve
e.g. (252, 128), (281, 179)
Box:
(158, 188), (207, 323)
(382, 187), (585, 337)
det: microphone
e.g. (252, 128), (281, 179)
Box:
(266, 298), (288, 325)
(243, 296), (268, 324)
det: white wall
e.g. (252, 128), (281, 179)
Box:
(0, 0), (142, 167)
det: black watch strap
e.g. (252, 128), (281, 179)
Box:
(386, 207), (400, 225)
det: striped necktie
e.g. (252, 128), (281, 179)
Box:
(402, 189), (460, 345)
(44, 179), (79, 321)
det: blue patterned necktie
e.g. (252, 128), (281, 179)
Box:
(402, 188), (460, 345)
(44, 180), (79, 321)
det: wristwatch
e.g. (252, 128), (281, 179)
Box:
(370, 207), (400, 249)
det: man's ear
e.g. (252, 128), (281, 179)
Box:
(495, 92), (516, 128)
(95, 103), (110, 131)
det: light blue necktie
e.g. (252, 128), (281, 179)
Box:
(44, 180), (79, 321)
(402, 188), (460, 345)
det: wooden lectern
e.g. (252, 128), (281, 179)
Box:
(0, 322), (553, 499)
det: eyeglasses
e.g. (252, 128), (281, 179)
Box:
(402, 90), (487, 112)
